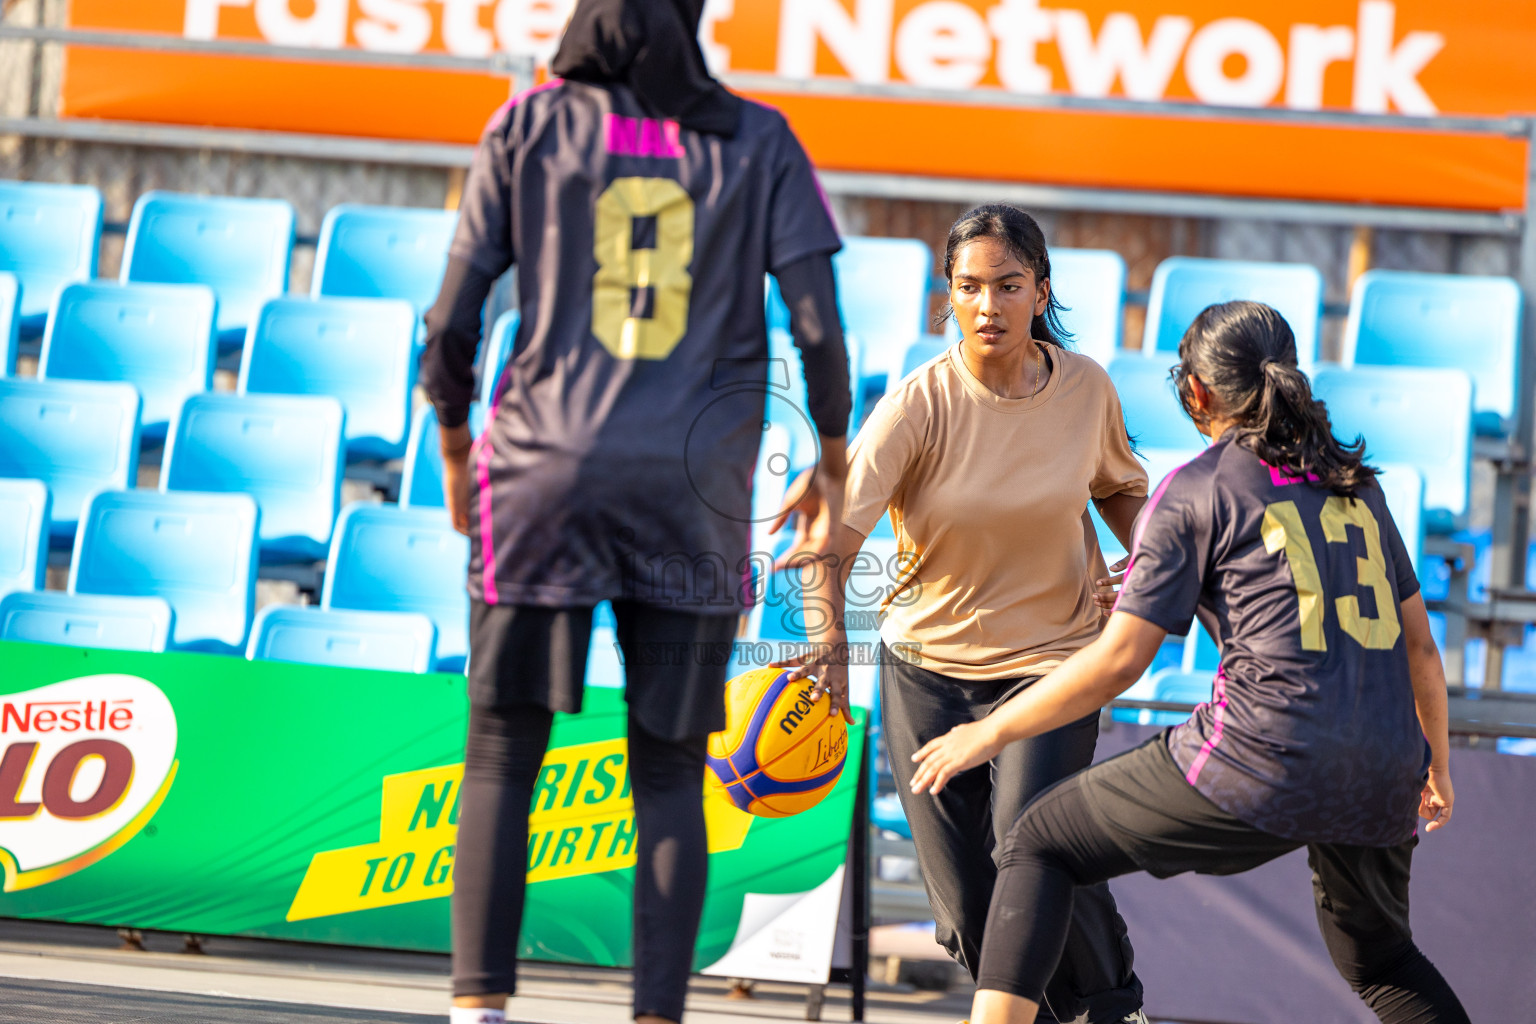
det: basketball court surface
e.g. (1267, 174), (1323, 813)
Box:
(0, 920), (979, 1024)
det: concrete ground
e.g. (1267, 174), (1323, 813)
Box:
(0, 920), (974, 1024)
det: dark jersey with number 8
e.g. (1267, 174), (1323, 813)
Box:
(1113, 437), (1430, 846)
(447, 80), (841, 611)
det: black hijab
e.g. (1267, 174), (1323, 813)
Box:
(551, 0), (741, 137)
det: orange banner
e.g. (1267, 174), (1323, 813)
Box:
(61, 1), (1535, 210)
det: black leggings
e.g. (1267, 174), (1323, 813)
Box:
(451, 701), (708, 1020)
(978, 738), (1469, 1024)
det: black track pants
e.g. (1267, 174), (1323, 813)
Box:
(977, 736), (1470, 1024)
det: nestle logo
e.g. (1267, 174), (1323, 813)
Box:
(1, 700), (134, 734)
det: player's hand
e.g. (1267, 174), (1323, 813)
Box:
(768, 467), (846, 571)
(1419, 765), (1454, 832)
(770, 645), (854, 723)
(909, 719), (1004, 796)
(1093, 555), (1131, 612)
(440, 422), (474, 537)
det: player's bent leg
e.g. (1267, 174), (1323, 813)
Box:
(627, 714), (711, 1023)
(1308, 842), (1470, 1024)
(974, 774), (1139, 1024)
(451, 700), (556, 1004)
(989, 708), (1143, 1024)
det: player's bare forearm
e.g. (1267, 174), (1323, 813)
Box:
(1400, 592), (1452, 771)
(1094, 490), (1146, 551)
(987, 612), (1164, 746)
(910, 612), (1166, 794)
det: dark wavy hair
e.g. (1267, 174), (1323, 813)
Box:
(937, 204), (1072, 349)
(1175, 300), (1376, 494)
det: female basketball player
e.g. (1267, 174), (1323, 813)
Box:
(776, 205), (1149, 1024)
(419, 2), (852, 1023)
(909, 300), (1469, 1024)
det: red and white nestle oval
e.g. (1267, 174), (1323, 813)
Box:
(0, 675), (177, 891)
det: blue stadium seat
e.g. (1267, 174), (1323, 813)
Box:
(0, 271), (18, 376)
(248, 604), (438, 674)
(886, 335), (948, 394)
(479, 310), (519, 409)
(400, 403), (484, 509)
(162, 392), (345, 562)
(1311, 365), (1473, 534)
(0, 378), (141, 541)
(70, 489), (259, 654)
(836, 236), (933, 354)
(0, 591), (173, 653)
(1106, 355), (1205, 449)
(1375, 463), (1425, 575)
(1142, 258), (1324, 366)
(1050, 248), (1127, 365)
(0, 180), (102, 333)
(1143, 668), (1216, 725)
(311, 204), (457, 316)
(240, 296), (416, 460)
(121, 191), (294, 345)
(586, 601), (624, 689)
(0, 479), (48, 596)
(1343, 270), (1522, 437)
(322, 503), (470, 671)
(39, 281), (217, 437)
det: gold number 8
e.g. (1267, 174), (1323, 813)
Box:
(592, 177), (695, 360)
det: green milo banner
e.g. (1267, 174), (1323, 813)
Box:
(0, 640), (865, 982)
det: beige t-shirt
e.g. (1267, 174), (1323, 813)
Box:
(842, 344), (1148, 680)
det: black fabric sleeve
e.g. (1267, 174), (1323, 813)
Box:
(775, 252), (851, 438)
(766, 117), (841, 274)
(1113, 465), (1214, 636)
(1379, 493), (1422, 602)
(420, 256), (496, 430)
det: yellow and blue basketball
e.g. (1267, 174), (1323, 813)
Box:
(706, 667), (848, 818)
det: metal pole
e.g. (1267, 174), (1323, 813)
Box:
(1491, 118), (1536, 690)
(851, 732), (870, 1024)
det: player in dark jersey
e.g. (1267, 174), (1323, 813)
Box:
(418, 3), (851, 1023)
(908, 300), (1469, 1024)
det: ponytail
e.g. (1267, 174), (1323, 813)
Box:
(1175, 301), (1376, 495)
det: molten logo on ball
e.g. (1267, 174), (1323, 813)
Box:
(0, 675), (178, 892)
(707, 668), (847, 818)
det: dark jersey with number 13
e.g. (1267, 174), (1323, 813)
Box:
(1113, 437), (1430, 846)
(443, 80), (842, 611)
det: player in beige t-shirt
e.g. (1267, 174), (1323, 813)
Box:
(775, 205), (1150, 1023)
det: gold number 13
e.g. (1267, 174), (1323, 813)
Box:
(1261, 496), (1401, 652)
(592, 177), (695, 360)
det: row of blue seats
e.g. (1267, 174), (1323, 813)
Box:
(1, 284), (418, 458)
(0, 591), (440, 675)
(0, 181), (455, 344)
(0, 483), (467, 668)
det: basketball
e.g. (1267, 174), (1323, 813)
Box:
(706, 667), (849, 818)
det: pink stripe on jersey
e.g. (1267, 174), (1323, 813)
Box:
(475, 437), (499, 605)
(1112, 457), (1194, 612)
(1185, 668), (1229, 785)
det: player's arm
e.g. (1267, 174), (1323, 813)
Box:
(909, 611), (1166, 794)
(1093, 491), (1145, 550)
(1400, 591), (1455, 831)
(769, 252), (852, 565)
(771, 517), (863, 723)
(421, 110), (516, 535)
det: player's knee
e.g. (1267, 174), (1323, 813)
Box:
(1330, 935), (1418, 993)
